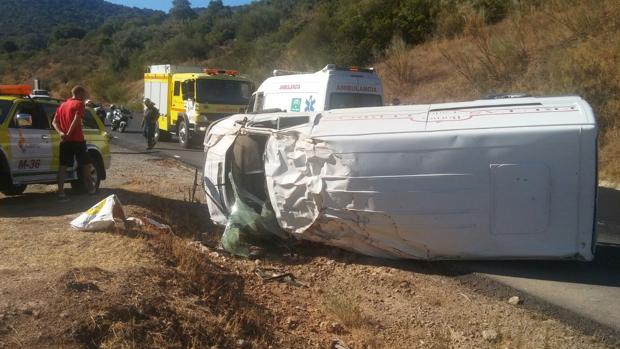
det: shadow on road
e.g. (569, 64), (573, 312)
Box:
(598, 186), (620, 224)
(453, 243), (620, 287)
(113, 130), (143, 135)
(111, 151), (153, 155)
(0, 188), (213, 236)
(151, 147), (203, 153)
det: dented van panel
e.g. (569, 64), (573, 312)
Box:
(203, 96), (598, 260)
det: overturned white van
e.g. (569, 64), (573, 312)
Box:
(203, 96), (598, 260)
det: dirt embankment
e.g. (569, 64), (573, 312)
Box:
(0, 145), (616, 348)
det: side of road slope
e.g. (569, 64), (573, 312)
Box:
(0, 144), (616, 348)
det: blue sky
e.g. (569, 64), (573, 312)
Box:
(107, 0), (252, 11)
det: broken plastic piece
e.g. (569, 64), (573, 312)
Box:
(255, 268), (305, 287)
(220, 173), (290, 257)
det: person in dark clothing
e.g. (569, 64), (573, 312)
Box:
(143, 99), (159, 149)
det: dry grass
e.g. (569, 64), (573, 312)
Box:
(151, 232), (272, 347)
(323, 292), (367, 329)
(0, 221), (153, 272)
(378, 0), (620, 182)
(381, 36), (416, 99)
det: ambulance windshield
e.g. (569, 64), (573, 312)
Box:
(0, 100), (12, 124)
(329, 93), (383, 109)
(196, 79), (252, 105)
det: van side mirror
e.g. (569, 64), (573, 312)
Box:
(15, 113), (33, 127)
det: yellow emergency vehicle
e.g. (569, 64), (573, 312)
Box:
(0, 85), (110, 195)
(144, 65), (253, 148)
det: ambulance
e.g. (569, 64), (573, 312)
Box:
(144, 65), (253, 148)
(247, 64), (384, 113)
(0, 85), (110, 195)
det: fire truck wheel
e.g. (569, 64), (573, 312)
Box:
(178, 118), (190, 148)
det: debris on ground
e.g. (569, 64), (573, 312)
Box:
(70, 194), (126, 231)
(508, 295), (523, 305)
(482, 329), (499, 342)
(255, 268), (306, 287)
(330, 338), (351, 349)
(144, 217), (173, 232)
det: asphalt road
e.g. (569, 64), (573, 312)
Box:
(109, 114), (205, 169)
(111, 114), (620, 336)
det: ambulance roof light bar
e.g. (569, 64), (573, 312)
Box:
(272, 69), (309, 76)
(322, 64), (375, 74)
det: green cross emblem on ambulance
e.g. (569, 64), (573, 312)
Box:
(290, 98), (301, 112)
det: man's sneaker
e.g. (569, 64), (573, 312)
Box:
(58, 192), (68, 201)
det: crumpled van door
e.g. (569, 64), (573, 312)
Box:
(203, 118), (243, 225)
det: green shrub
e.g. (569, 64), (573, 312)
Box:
(473, 0), (511, 24)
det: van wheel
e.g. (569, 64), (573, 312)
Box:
(71, 158), (103, 193)
(1, 184), (27, 196)
(178, 119), (190, 148)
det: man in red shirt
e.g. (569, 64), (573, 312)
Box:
(52, 85), (94, 199)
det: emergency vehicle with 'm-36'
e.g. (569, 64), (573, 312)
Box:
(0, 85), (110, 195)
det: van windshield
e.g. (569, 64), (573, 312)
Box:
(196, 79), (252, 105)
(0, 100), (13, 124)
(329, 93), (383, 109)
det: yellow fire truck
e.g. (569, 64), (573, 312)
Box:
(144, 65), (253, 148)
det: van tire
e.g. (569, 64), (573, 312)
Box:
(178, 118), (190, 149)
(1, 184), (27, 196)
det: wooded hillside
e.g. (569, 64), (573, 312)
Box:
(0, 0), (618, 179)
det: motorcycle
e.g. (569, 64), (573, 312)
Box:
(93, 105), (107, 123)
(110, 106), (132, 133)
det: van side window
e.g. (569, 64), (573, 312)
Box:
(173, 81), (181, 96)
(328, 93), (383, 110)
(278, 116), (309, 129)
(11, 102), (49, 129)
(255, 92), (264, 113)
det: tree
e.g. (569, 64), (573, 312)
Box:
(170, 0), (197, 21)
(207, 0), (224, 13)
(52, 25), (87, 40)
(1, 40), (19, 53)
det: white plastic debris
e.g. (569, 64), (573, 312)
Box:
(144, 217), (172, 232)
(125, 217), (144, 226)
(70, 195), (126, 231)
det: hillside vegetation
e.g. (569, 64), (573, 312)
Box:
(0, 0), (618, 179)
(376, 0), (620, 181)
(0, 0), (524, 101)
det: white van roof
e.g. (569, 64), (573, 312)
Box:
(310, 96), (596, 137)
(272, 64), (376, 77)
